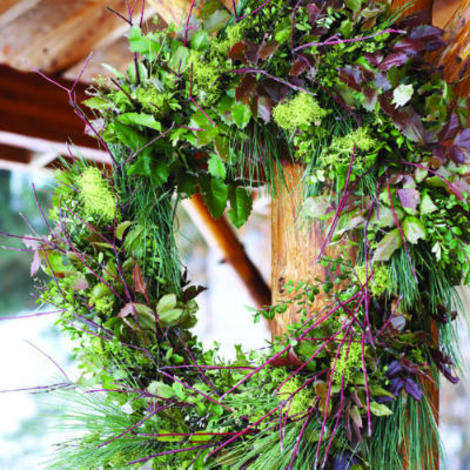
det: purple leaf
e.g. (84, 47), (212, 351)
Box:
(398, 187), (420, 211)
(390, 378), (404, 396)
(454, 128), (470, 150)
(404, 378), (423, 401)
(338, 65), (365, 91)
(386, 361), (403, 377)
(392, 38), (423, 55)
(438, 113), (460, 141)
(378, 52), (409, 71)
(30, 250), (41, 276)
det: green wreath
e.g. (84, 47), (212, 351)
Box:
(13, 1), (470, 468)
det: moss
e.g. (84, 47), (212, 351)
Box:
(273, 93), (327, 131)
(77, 167), (117, 224)
(189, 50), (227, 105)
(322, 126), (378, 169)
(332, 342), (363, 386)
(356, 264), (390, 297)
(278, 377), (313, 416)
(134, 86), (172, 116)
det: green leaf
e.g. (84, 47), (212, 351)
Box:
(150, 161), (171, 187)
(157, 294), (177, 313)
(208, 153), (226, 180)
(392, 84), (414, 108)
(129, 26), (161, 58)
(403, 216), (426, 244)
(118, 113), (162, 131)
(420, 193), (438, 215)
(159, 308), (184, 326)
(115, 221), (132, 240)
(113, 122), (146, 151)
(203, 9), (230, 33)
(372, 229), (402, 262)
(370, 401), (393, 417)
(83, 97), (110, 110)
(214, 135), (229, 161)
(301, 196), (330, 220)
(147, 381), (174, 399)
(191, 31), (210, 51)
(231, 103), (252, 129)
(169, 45), (190, 71)
(345, 0), (362, 13)
(200, 176), (228, 219)
(228, 187), (253, 229)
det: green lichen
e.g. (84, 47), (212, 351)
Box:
(356, 264), (390, 297)
(273, 93), (327, 131)
(189, 50), (228, 105)
(322, 126), (378, 169)
(278, 377), (313, 416)
(134, 86), (173, 117)
(77, 167), (117, 223)
(332, 342), (363, 386)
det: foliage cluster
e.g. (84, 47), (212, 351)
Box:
(6, 0), (470, 469)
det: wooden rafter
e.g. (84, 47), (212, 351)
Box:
(0, 0), (156, 73)
(0, 0), (41, 29)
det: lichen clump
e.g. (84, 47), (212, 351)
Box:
(322, 126), (377, 168)
(273, 93), (327, 131)
(77, 167), (117, 223)
(356, 264), (390, 297)
(332, 342), (363, 386)
(278, 377), (314, 416)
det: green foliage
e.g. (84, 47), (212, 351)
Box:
(17, 0), (470, 469)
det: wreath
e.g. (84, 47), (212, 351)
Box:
(13, 0), (470, 469)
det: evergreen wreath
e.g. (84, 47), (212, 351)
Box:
(7, 0), (470, 468)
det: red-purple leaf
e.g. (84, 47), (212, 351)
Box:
(398, 187), (420, 211)
(378, 52), (409, 71)
(133, 265), (147, 295)
(258, 41), (279, 61)
(438, 113), (460, 141)
(392, 38), (423, 55)
(228, 42), (247, 63)
(289, 57), (309, 77)
(235, 74), (257, 104)
(338, 65), (364, 91)
(379, 95), (425, 143)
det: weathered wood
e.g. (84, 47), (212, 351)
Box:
(436, 0), (470, 96)
(0, 0), (41, 29)
(0, 65), (96, 148)
(0, 0), (153, 73)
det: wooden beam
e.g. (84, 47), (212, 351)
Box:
(0, 65), (97, 149)
(183, 193), (271, 311)
(0, 0), (155, 73)
(0, 0), (41, 29)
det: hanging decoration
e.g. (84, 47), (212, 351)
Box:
(5, 0), (470, 468)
